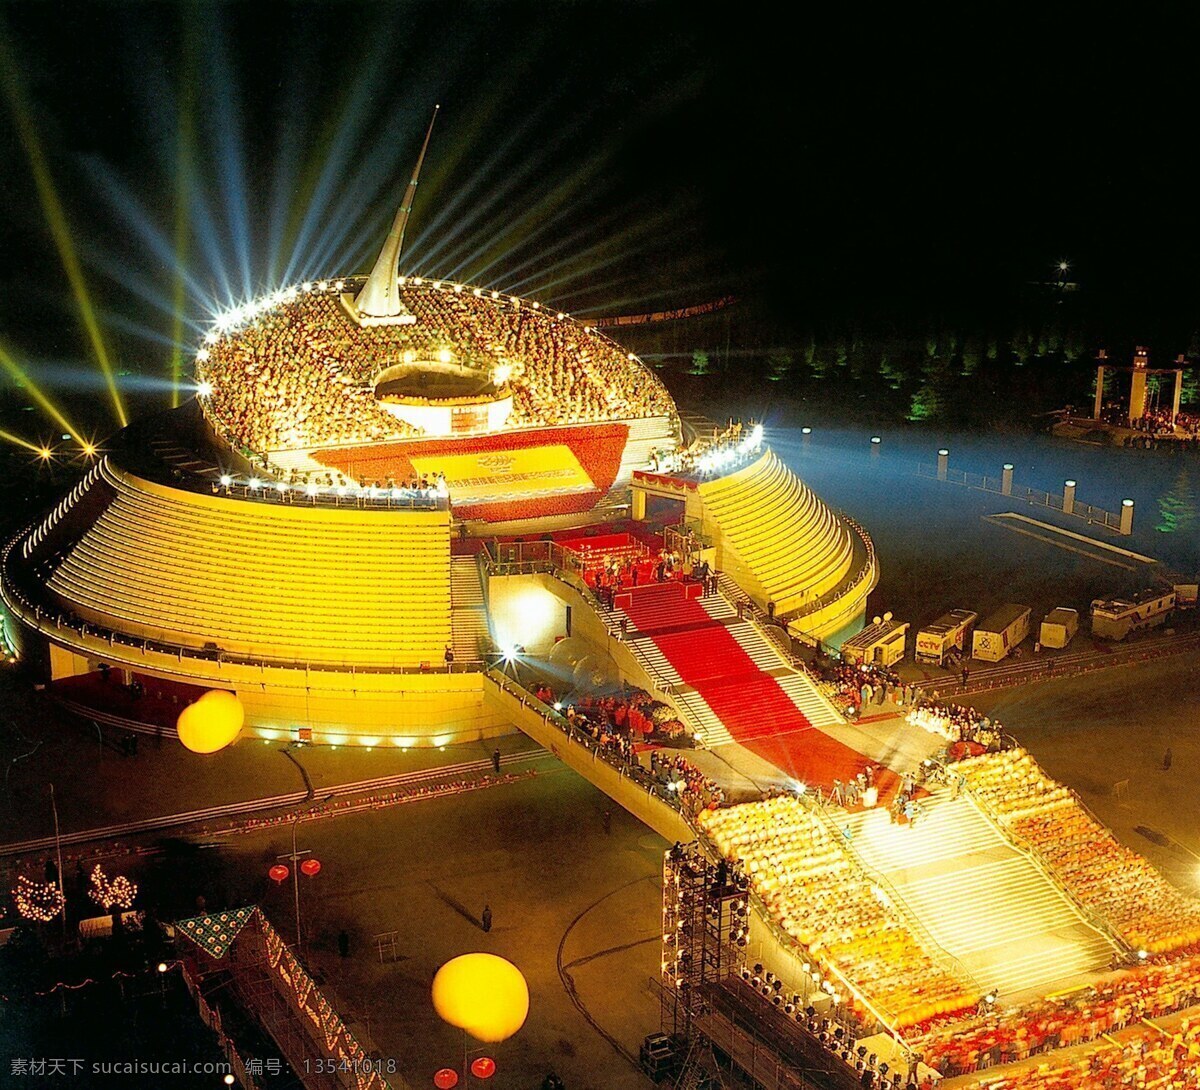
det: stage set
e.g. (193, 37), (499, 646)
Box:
(4, 135), (1200, 1090)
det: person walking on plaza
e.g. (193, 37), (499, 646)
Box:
(481, 904), (492, 932)
(444, 644), (454, 667)
(491, 748), (502, 775)
(603, 808), (612, 835)
(1163, 747), (1174, 771)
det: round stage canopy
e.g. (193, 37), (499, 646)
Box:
(431, 953), (529, 1043)
(176, 690), (245, 754)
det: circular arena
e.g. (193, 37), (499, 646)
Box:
(0, 214), (876, 747)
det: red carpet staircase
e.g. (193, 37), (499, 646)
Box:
(619, 583), (889, 790)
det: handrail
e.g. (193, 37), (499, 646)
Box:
(806, 793), (986, 1004)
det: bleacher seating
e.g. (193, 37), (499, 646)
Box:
(45, 463), (451, 667)
(697, 451), (854, 615)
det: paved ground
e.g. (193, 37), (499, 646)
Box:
(210, 771), (663, 1090)
(2, 738), (665, 1090)
(0, 669), (541, 845)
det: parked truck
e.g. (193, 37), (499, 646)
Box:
(1039, 607), (1080, 650)
(915, 609), (978, 666)
(1090, 588), (1176, 640)
(971, 603), (1031, 662)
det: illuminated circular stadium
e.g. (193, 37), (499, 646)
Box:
(0, 189), (876, 747)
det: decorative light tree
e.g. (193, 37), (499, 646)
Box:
(87, 865), (138, 911)
(14, 875), (65, 921)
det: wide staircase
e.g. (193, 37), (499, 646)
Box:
(838, 789), (1122, 997)
(609, 582), (892, 793)
(450, 557), (490, 663)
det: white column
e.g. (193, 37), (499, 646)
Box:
(1120, 498), (1134, 536)
(1063, 480), (1076, 515)
(1002, 464), (1013, 496)
(937, 449), (949, 481)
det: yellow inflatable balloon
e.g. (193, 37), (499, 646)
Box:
(176, 690), (244, 754)
(432, 953), (529, 1043)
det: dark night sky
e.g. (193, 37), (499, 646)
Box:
(0, 2), (1198, 419)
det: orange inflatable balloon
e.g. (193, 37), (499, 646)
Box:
(431, 953), (529, 1043)
(176, 690), (244, 754)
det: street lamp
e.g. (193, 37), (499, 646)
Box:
(48, 784), (65, 939)
(277, 793), (332, 950)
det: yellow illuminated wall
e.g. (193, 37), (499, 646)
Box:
(46, 466), (451, 668)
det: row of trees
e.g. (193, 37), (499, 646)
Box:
(625, 301), (1200, 427)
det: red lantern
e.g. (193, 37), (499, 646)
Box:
(433, 1069), (458, 1089)
(268, 864), (289, 884)
(300, 858), (322, 878)
(470, 1057), (496, 1079)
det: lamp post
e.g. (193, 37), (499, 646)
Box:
(277, 793), (331, 951)
(48, 783), (65, 939)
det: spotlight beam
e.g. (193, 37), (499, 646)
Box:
(169, 36), (197, 408)
(0, 427), (42, 454)
(0, 341), (87, 445)
(0, 24), (128, 428)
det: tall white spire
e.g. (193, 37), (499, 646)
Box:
(355, 104), (440, 319)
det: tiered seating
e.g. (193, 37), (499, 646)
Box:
(697, 451), (853, 615)
(910, 948), (1200, 1077)
(839, 792), (1120, 997)
(46, 465), (451, 667)
(699, 797), (977, 1028)
(958, 749), (1200, 953)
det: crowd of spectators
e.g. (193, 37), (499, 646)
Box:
(200, 284), (674, 464)
(913, 950), (1200, 1080)
(824, 662), (912, 714)
(649, 750), (726, 812)
(954, 749), (1200, 954)
(699, 795), (977, 1029)
(971, 1021), (1200, 1090)
(581, 547), (717, 606)
(645, 419), (762, 479)
(904, 698), (1005, 750)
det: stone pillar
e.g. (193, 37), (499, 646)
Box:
(870, 436), (881, 457)
(1094, 366), (1106, 419)
(1129, 370), (1148, 424)
(1173, 370), (1184, 423)
(631, 487), (647, 521)
(1002, 464), (1013, 496)
(802, 427), (812, 447)
(937, 449), (949, 481)
(1120, 498), (1134, 536)
(1063, 480), (1076, 515)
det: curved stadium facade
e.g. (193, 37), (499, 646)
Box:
(0, 274), (876, 745)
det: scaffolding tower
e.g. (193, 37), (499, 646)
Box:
(660, 841), (749, 1037)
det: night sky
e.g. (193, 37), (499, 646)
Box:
(0, 3), (1198, 427)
